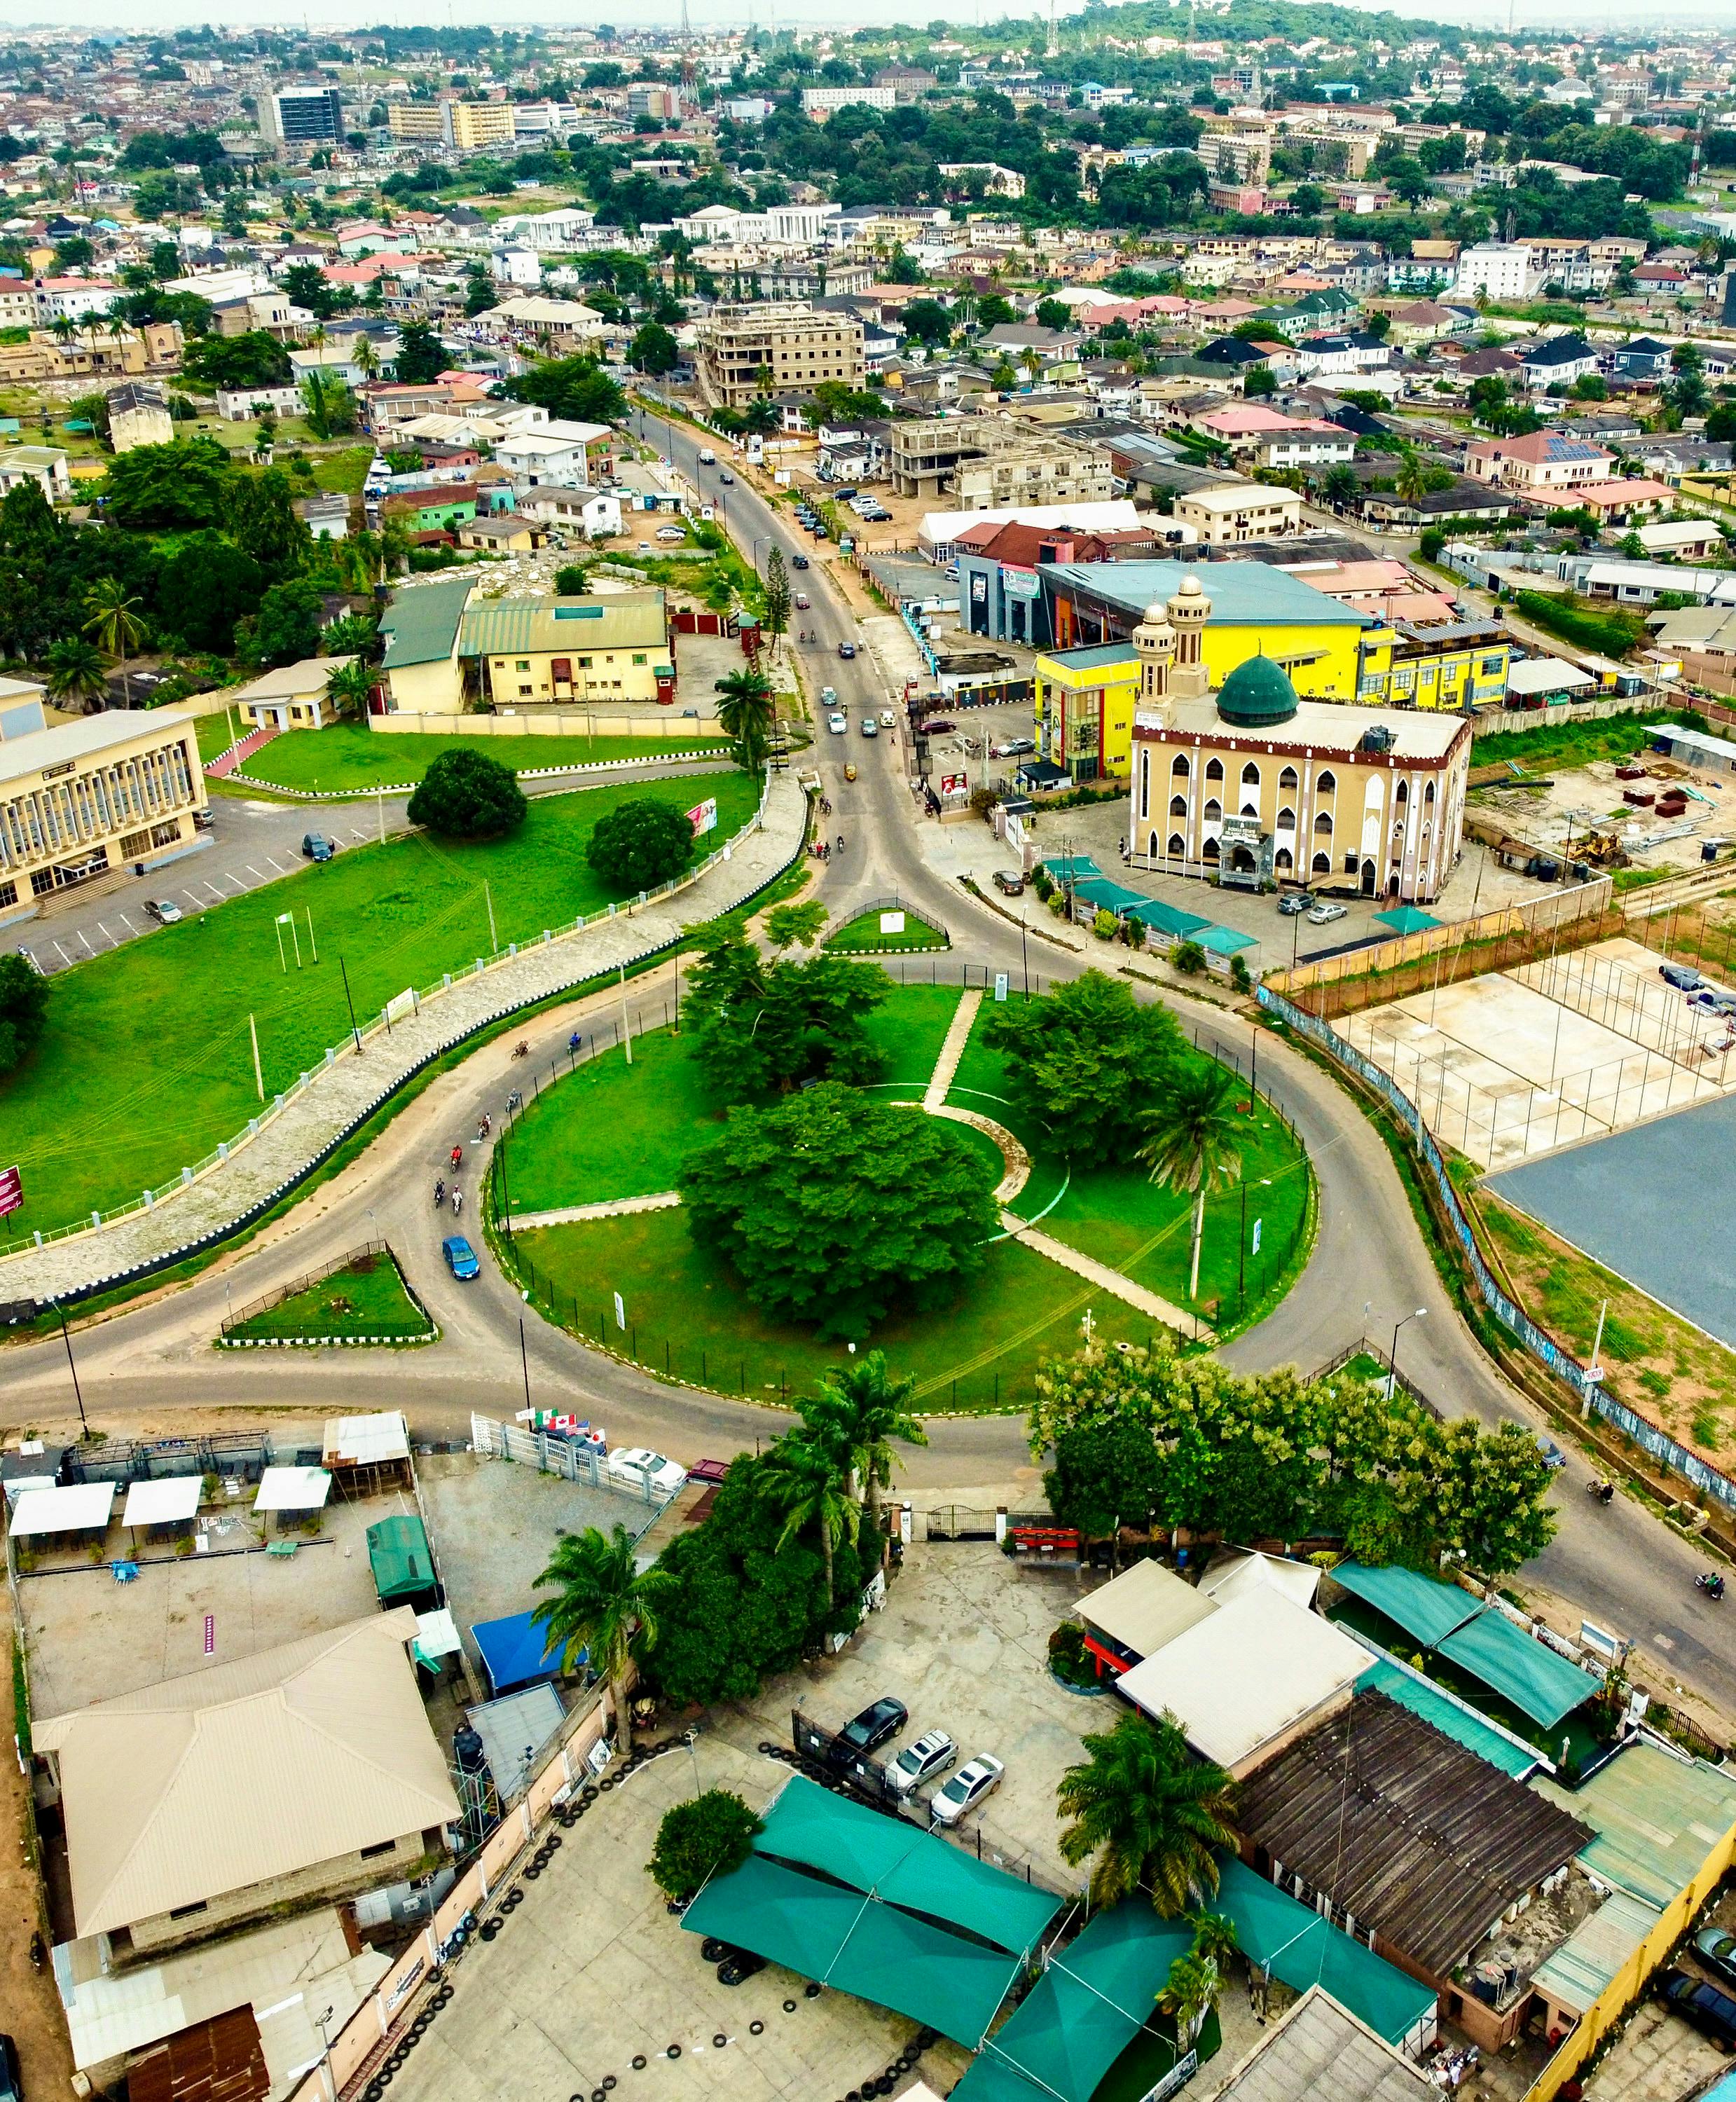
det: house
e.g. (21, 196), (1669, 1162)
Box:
(1634, 517), (1725, 561)
(1211, 1987), (1433, 2102)
(231, 655), (360, 733)
(1611, 336), (1674, 383)
(1466, 430), (1614, 497)
(457, 511), (539, 554)
(1173, 481), (1305, 546)
(376, 574), (476, 716)
(1291, 331), (1391, 379)
(1572, 479), (1672, 524)
(105, 381), (172, 455)
(216, 383), (305, 423)
(1384, 300), (1464, 348)
(1520, 333), (1601, 393)
(1454, 242), (1534, 303)
(457, 591), (675, 707)
(33, 1612), (458, 1960)
(1192, 404), (1358, 471)
(0, 446), (71, 502)
(296, 492), (350, 540)
(495, 418), (613, 490)
(514, 486), (624, 540)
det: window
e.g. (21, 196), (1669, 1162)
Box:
(1425, 780), (1435, 806)
(1205, 757), (1224, 783)
(1274, 846), (1293, 870)
(1169, 832), (1186, 856)
(1279, 765), (1298, 790)
(1314, 811), (1332, 834)
(169, 1900), (209, 1921)
(1202, 836), (1220, 862)
(1203, 797), (1222, 824)
(1241, 762), (1260, 786)
(518, 685), (533, 696)
(1276, 806), (1296, 830)
(1344, 852), (1359, 874)
(1313, 851), (1332, 874)
(360, 1839), (399, 1860)
(1169, 793), (1187, 817)
(1316, 769), (1336, 795)
(515, 659), (530, 672)
(633, 652), (647, 666)
(1395, 780), (1408, 806)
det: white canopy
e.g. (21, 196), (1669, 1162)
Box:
(253, 1466), (332, 1515)
(120, 1478), (200, 1529)
(9, 1482), (116, 1538)
(1506, 655), (1594, 699)
(322, 1412), (408, 1466)
(413, 1608), (462, 1661)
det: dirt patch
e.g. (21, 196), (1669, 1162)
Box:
(1477, 1188), (1736, 1457)
(1, 1603), (74, 2094)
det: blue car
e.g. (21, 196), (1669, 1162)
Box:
(442, 1235), (480, 1279)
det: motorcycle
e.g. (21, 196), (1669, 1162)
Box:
(512, 1040), (530, 1059)
(449, 1144), (463, 1173)
(451, 1188), (464, 1217)
(1695, 1571), (1725, 1601)
(506, 1088), (523, 1114)
(1586, 1478), (1615, 1504)
(434, 1179), (446, 1209)
(476, 1113), (491, 1140)
(570, 1031), (583, 1054)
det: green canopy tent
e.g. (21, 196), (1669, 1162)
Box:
(1330, 1561), (1484, 1649)
(1436, 1608), (1599, 1731)
(366, 1513), (436, 1608)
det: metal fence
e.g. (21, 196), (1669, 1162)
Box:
(1260, 980), (1736, 1516)
(61, 1429), (277, 1489)
(217, 1240), (434, 1343)
(468, 1412), (675, 1527)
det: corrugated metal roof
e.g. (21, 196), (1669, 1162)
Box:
(378, 576), (474, 671)
(1211, 1986), (1433, 2102)
(1236, 1690), (1592, 1976)
(1530, 1889), (1660, 2015)
(1534, 1743), (1736, 1910)
(35, 1611), (458, 1936)
(459, 591), (667, 659)
(1047, 558), (1370, 626)
(1077, 1559), (1217, 1660)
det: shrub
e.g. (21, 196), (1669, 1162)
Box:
(586, 796), (696, 891)
(648, 1790), (762, 1902)
(1172, 940), (1206, 975)
(406, 748), (528, 840)
(554, 563), (588, 594)
(1229, 954), (1251, 991)
(1093, 907), (1118, 941)
(0, 951), (50, 1073)
(1031, 867), (1054, 901)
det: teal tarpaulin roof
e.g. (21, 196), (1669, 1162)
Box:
(754, 1775), (1061, 1957)
(949, 1904), (1192, 2102)
(1040, 854), (1257, 957)
(1374, 906), (1441, 934)
(1213, 1858), (1437, 2047)
(680, 1852), (1025, 2047)
(1197, 923), (1258, 957)
(1356, 1661), (1540, 1781)
(1330, 1561), (1484, 1649)
(1437, 1609), (1600, 1730)
(1124, 896), (1211, 940)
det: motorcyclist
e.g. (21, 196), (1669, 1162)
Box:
(434, 1178), (446, 1207)
(452, 1188), (464, 1217)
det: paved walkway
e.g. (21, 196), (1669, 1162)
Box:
(509, 1191), (680, 1230)
(1, 774), (808, 1305)
(927, 1104), (1029, 1206)
(1000, 1217), (1211, 1341)
(205, 724), (277, 778)
(924, 987), (981, 1109)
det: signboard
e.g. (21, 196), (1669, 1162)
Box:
(0, 1165), (20, 1218)
(970, 572), (988, 604)
(939, 773), (969, 797)
(686, 796), (718, 837)
(879, 911), (907, 935)
(385, 1955), (427, 2017)
(1004, 568), (1041, 601)
(385, 987), (418, 1024)
(994, 973), (1009, 1003)
(1251, 1218), (1262, 1256)
(614, 1291), (626, 1332)
(745, 435), (764, 465)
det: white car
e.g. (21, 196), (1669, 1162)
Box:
(887, 1729), (957, 1797)
(860, 717), (879, 737)
(828, 712), (848, 734)
(606, 1448), (687, 1497)
(931, 1754), (1003, 1827)
(1306, 900), (1349, 926)
(880, 709), (896, 728)
(655, 526), (686, 542)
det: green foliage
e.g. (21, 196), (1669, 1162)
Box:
(765, 899), (829, 949)
(506, 355), (626, 424)
(1057, 1710), (1239, 1916)
(1514, 590), (1645, 662)
(628, 320), (678, 375)
(392, 321), (444, 385)
(684, 932), (886, 1099)
(648, 1791), (763, 1902)
(243, 578), (325, 668)
(984, 968), (1183, 1167)
(227, 467), (311, 580)
(586, 795), (696, 891)
(1171, 940), (1206, 975)
(181, 331), (292, 392)
(100, 438), (233, 532)
(900, 297), (953, 345)
(1046, 1417), (1168, 1538)
(406, 747), (528, 841)
(553, 563), (588, 595)
(681, 1082), (998, 1340)
(0, 950), (48, 1074)
(156, 533), (264, 655)
(531, 1522), (674, 1745)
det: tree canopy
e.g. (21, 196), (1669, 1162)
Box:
(682, 1082), (998, 1339)
(406, 747), (528, 840)
(181, 330), (292, 392)
(506, 354), (626, 424)
(984, 970), (1183, 1167)
(585, 795), (696, 891)
(684, 932), (886, 1100)
(649, 1792), (762, 1902)
(0, 950), (49, 1074)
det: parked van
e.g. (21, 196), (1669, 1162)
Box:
(698, 447), (717, 465)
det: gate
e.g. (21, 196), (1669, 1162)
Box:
(925, 1505), (1001, 1540)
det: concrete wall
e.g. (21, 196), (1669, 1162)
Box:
(370, 710), (725, 740)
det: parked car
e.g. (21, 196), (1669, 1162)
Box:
(1534, 1433), (1566, 1471)
(829, 712), (848, 734)
(930, 1754), (1004, 1827)
(861, 717), (879, 737)
(792, 554), (810, 569)
(1278, 891), (1311, 916)
(919, 718), (957, 736)
(144, 898), (183, 924)
(813, 526), (829, 540)
(1306, 900), (1348, 926)
(0, 2033), (19, 2102)
(880, 709), (896, 728)
(656, 526), (686, 543)
(1695, 1930), (1736, 1991)
(992, 870), (1025, 896)
(1665, 1970), (1736, 2050)
(607, 1448), (687, 1497)
(301, 832), (338, 863)
(991, 738), (1036, 758)
(794, 592), (811, 610)
(1662, 961), (1704, 991)
(833, 488), (857, 502)
(839, 641), (857, 659)
(886, 1729), (958, 1797)
(441, 1235), (481, 1280)
(831, 1696), (908, 1765)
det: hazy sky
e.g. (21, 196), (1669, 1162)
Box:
(0, 0), (1693, 35)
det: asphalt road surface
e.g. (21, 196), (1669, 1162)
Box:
(5, 418), (1734, 1721)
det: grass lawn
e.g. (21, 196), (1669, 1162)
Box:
(308, 446), (373, 496)
(0, 776), (761, 1242)
(195, 711), (242, 763)
(501, 984), (970, 1208)
(226, 1247), (431, 1342)
(515, 1202), (1169, 1414)
(1471, 707), (1692, 776)
(236, 723), (724, 795)
(826, 902), (950, 954)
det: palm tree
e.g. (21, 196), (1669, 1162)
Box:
(44, 634), (109, 713)
(1395, 444), (1428, 509)
(808, 1350), (926, 1540)
(82, 578), (144, 708)
(715, 664), (773, 772)
(530, 1523), (673, 1754)
(352, 336), (380, 384)
(1318, 462), (1359, 511)
(1056, 1710), (1239, 1917)
(1137, 1064), (1244, 1303)
(1020, 345), (1044, 390)
(324, 657), (373, 720)
(1157, 1951), (1219, 2044)
(756, 1434), (860, 1610)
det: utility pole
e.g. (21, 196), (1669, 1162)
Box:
(249, 1013), (264, 1101)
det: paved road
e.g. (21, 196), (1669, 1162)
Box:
(8, 757), (733, 979)
(6, 415), (1735, 1718)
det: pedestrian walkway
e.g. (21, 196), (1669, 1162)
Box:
(927, 1103), (1028, 1206)
(205, 724), (278, 778)
(1000, 1217), (1211, 1342)
(509, 1191), (680, 1230)
(924, 989), (981, 1109)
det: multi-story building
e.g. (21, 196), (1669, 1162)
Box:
(800, 85), (897, 118)
(0, 692), (208, 919)
(889, 416), (1115, 509)
(388, 99), (516, 150)
(1454, 242), (1534, 303)
(1173, 483), (1304, 546)
(260, 84), (344, 156)
(626, 84), (684, 123)
(1466, 429), (1614, 496)
(692, 303), (866, 410)
(106, 382), (173, 455)
(458, 591), (675, 708)
(1033, 643), (1143, 783)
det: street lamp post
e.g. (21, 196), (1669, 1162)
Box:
(1389, 1307), (1427, 1399)
(51, 1299), (88, 1438)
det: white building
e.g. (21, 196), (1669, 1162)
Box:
(0, 448), (71, 502)
(488, 207), (598, 254)
(1454, 243), (1536, 303)
(801, 85), (897, 118)
(671, 201), (842, 248)
(32, 277), (117, 324)
(516, 486), (624, 540)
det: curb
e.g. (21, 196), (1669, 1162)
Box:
(216, 1328), (439, 1349)
(223, 750), (732, 799)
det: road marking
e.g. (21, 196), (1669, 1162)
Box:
(264, 856), (287, 872)
(53, 941), (72, 967)
(118, 913), (137, 934)
(78, 929), (95, 955)
(1655, 1633), (1676, 1650)
(244, 865), (266, 880)
(182, 890), (203, 907)
(96, 921), (116, 946)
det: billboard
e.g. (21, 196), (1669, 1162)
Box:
(1003, 568), (1041, 600)
(687, 797), (718, 835)
(0, 1165), (18, 1218)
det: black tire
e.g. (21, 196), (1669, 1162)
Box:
(784, 2000), (797, 2014)
(525, 1866), (542, 1881)
(602, 2075), (617, 2089)
(750, 2024), (764, 2038)
(582, 1785), (599, 1802)
(377, 2072), (392, 2090)
(667, 2046), (682, 2061)
(593, 2087), (607, 2100)
(806, 1983), (822, 1998)
(365, 2083), (383, 2101)
(437, 1989), (454, 2007)
(548, 1833), (563, 1850)
(481, 1922), (501, 1942)
(713, 2034), (727, 2049)
(757, 1740), (773, 1754)
(632, 2057), (647, 2071)
(600, 1775), (616, 1790)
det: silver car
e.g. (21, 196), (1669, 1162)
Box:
(886, 1729), (956, 1797)
(930, 1754), (1003, 1827)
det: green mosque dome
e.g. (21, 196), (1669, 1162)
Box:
(1217, 654), (1300, 729)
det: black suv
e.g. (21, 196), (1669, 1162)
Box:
(831, 1696), (908, 1765)
(1665, 1970), (1736, 2049)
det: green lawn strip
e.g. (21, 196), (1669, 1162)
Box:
(825, 904), (949, 954)
(1470, 706), (1692, 776)
(195, 711), (242, 763)
(238, 724), (722, 794)
(513, 1203), (1167, 1415)
(0, 776), (761, 1237)
(859, 982), (965, 1087)
(227, 1248), (431, 1342)
(308, 447), (373, 496)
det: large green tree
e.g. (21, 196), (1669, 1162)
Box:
(531, 1523), (673, 1752)
(1136, 1062), (1244, 1303)
(392, 320), (445, 384)
(684, 932), (885, 1099)
(1056, 1710), (1239, 1916)
(755, 1431), (860, 1608)
(155, 533), (264, 655)
(406, 748), (527, 839)
(804, 1349), (926, 1540)
(99, 438), (233, 532)
(226, 466), (310, 579)
(682, 1083), (998, 1339)
(585, 795), (696, 891)
(181, 331), (291, 392)
(0, 950), (50, 1074)
(648, 1792), (762, 1902)
(715, 664), (775, 772)
(984, 969), (1183, 1167)
(507, 354), (626, 424)
(243, 578), (324, 668)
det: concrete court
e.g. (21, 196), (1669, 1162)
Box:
(1337, 940), (1736, 1172)
(1488, 1089), (1736, 1349)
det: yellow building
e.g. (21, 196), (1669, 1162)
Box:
(458, 591), (675, 707)
(0, 689), (207, 916)
(1033, 644), (1143, 783)
(1353, 617), (1513, 713)
(388, 100), (515, 149)
(377, 575), (477, 717)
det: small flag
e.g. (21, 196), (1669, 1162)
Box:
(1252, 1218), (1263, 1256)
(275, 912), (293, 926)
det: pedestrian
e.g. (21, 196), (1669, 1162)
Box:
(452, 1187), (463, 1216)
